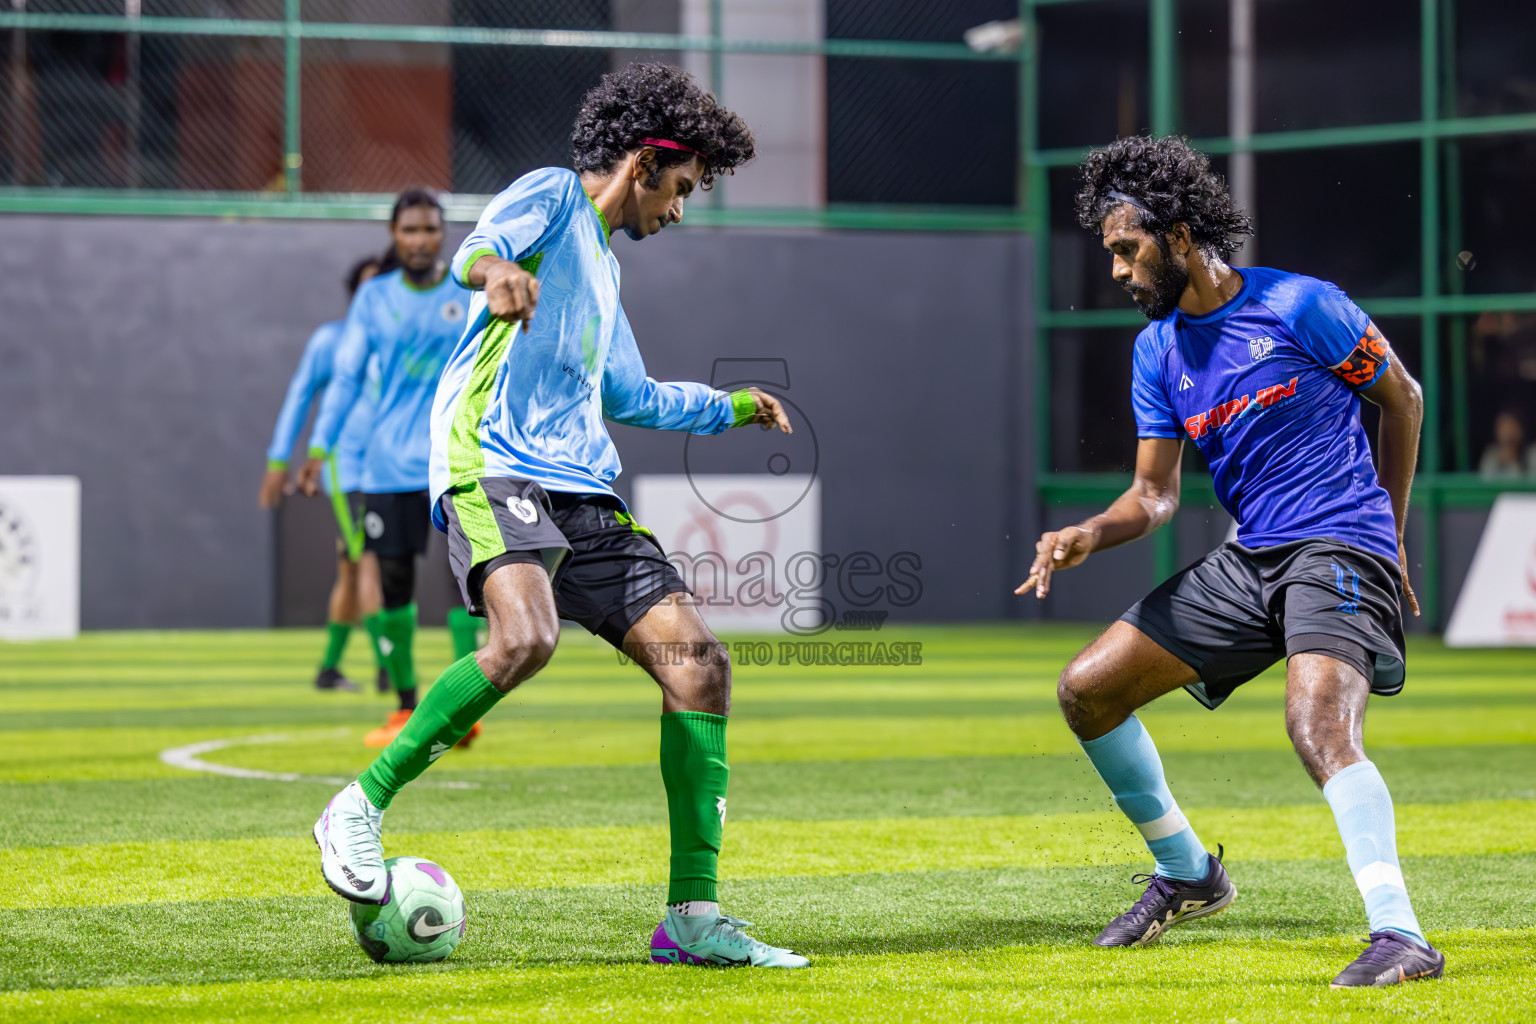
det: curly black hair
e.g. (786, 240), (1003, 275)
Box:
(571, 62), (755, 189)
(1075, 135), (1252, 258)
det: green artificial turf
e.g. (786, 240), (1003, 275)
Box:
(2, 626), (1533, 1022)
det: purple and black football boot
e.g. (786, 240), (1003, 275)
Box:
(1093, 844), (1237, 947)
(1330, 931), (1445, 988)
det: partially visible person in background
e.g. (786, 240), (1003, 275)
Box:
(298, 188), (480, 747)
(1472, 299), (1536, 448)
(260, 253), (390, 692)
(1477, 410), (1536, 480)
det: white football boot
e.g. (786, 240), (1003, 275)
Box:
(312, 781), (389, 904)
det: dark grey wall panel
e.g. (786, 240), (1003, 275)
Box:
(0, 215), (1036, 628)
(0, 214), (406, 627)
(607, 227), (1037, 626)
(0, 212), (1488, 632)
(1438, 508), (1487, 628)
(1034, 503), (1151, 623)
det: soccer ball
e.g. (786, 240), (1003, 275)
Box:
(347, 856), (467, 963)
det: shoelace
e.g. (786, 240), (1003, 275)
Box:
(709, 915), (760, 952)
(1351, 931), (1412, 967)
(339, 800), (382, 859)
(1124, 874), (1180, 921)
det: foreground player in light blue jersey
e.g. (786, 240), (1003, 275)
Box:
(299, 189), (482, 746)
(1021, 136), (1443, 988)
(313, 64), (807, 969)
(260, 254), (387, 692)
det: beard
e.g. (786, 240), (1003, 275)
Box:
(1125, 246), (1189, 321)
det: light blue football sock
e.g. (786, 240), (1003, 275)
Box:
(1322, 760), (1428, 949)
(1079, 715), (1209, 881)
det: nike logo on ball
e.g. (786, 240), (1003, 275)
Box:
(410, 916), (465, 940)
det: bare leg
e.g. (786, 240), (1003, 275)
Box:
(476, 561), (561, 693)
(354, 561), (558, 807)
(357, 552), (383, 619)
(1285, 652), (1369, 787)
(329, 555), (360, 624)
(1058, 620), (1199, 739)
(620, 593), (730, 715)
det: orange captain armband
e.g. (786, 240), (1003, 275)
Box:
(1331, 322), (1389, 388)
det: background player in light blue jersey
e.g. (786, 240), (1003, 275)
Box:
(312, 64), (808, 969)
(260, 253), (387, 692)
(299, 189), (481, 747)
(1020, 136), (1443, 988)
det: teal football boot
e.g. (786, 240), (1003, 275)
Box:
(650, 909), (809, 968)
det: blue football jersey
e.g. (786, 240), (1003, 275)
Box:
(429, 167), (746, 524)
(1130, 267), (1398, 561)
(310, 269), (472, 494)
(265, 319), (379, 494)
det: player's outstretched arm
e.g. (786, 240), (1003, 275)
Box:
(1359, 347), (1424, 616)
(1016, 437), (1182, 599)
(261, 326), (332, 507)
(599, 312), (791, 435)
(298, 313), (370, 496)
(739, 388), (792, 433)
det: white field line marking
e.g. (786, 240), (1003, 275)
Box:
(158, 732), (479, 789)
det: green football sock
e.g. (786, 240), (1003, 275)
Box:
(659, 711), (729, 904)
(363, 611), (388, 671)
(447, 606), (481, 661)
(320, 620), (351, 671)
(376, 603), (418, 694)
(357, 654), (502, 809)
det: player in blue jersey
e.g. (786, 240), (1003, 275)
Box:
(1019, 136), (1444, 987)
(260, 254), (387, 692)
(312, 64), (807, 969)
(298, 189), (482, 746)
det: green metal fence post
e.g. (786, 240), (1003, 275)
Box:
(283, 0), (301, 195)
(709, 0), (723, 209)
(1149, 0), (1178, 137)
(1023, 2), (1052, 512)
(1441, 0), (1468, 472)
(1419, 0), (1441, 625)
(1149, 0), (1179, 583)
(709, 0), (723, 97)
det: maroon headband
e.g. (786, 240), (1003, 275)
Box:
(640, 137), (706, 158)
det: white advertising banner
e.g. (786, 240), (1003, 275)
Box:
(0, 476), (81, 641)
(1445, 493), (1536, 647)
(634, 474), (819, 635)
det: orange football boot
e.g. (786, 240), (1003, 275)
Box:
(456, 722), (483, 749)
(363, 709), (413, 747)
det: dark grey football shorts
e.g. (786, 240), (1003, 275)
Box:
(1121, 537), (1407, 709)
(438, 478), (690, 648)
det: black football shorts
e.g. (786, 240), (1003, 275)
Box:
(439, 477), (690, 648)
(362, 490), (432, 561)
(1121, 537), (1407, 709)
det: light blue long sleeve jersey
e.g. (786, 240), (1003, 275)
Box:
(310, 268), (472, 494)
(265, 319), (378, 494)
(429, 167), (753, 526)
